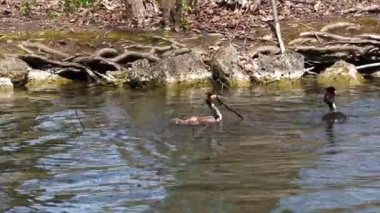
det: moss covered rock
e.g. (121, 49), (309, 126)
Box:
(124, 53), (211, 89)
(0, 55), (29, 87)
(0, 77), (14, 90)
(249, 51), (305, 84)
(26, 70), (73, 91)
(317, 60), (364, 87)
(210, 45), (251, 87)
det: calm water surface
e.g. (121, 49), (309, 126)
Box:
(0, 81), (380, 212)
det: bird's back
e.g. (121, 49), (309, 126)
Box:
(322, 111), (347, 123)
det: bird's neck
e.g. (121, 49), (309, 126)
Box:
(328, 102), (337, 112)
(210, 103), (222, 121)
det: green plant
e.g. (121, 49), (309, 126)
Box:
(182, 0), (192, 14)
(20, 1), (32, 16)
(48, 10), (59, 19)
(63, 0), (95, 12)
(180, 0), (192, 30)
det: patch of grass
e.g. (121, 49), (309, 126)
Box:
(63, 0), (96, 12)
(20, 1), (32, 16)
(48, 10), (59, 19)
(180, 0), (192, 30)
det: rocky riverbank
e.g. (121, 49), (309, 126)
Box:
(0, 16), (379, 91)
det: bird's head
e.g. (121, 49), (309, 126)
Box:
(206, 92), (222, 105)
(324, 86), (337, 111)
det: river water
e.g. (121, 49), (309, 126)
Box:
(0, 80), (379, 213)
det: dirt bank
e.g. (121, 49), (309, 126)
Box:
(0, 0), (378, 36)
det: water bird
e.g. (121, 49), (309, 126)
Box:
(322, 86), (347, 123)
(172, 93), (244, 125)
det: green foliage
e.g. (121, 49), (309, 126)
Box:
(180, 0), (192, 30)
(48, 10), (59, 19)
(182, 0), (192, 13)
(63, 0), (95, 12)
(20, 1), (32, 16)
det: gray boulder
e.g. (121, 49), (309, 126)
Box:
(249, 51), (305, 84)
(0, 55), (29, 87)
(210, 45), (251, 87)
(0, 77), (14, 90)
(317, 60), (364, 87)
(26, 69), (73, 91)
(124, 53), (211, 88)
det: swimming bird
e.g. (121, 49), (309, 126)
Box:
(172, 93), (243, 125)
(322, 86), (347, 123)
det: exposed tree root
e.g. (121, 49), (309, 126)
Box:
(300, 31), (354, 41)
(289, 22), (380, 72)
(95, 48), (120, 58)
(16, 37), (191, 85)
(356, 34), (380, 41)
(22, 42), (70, 59)
(320, 22), (359, 32)
(19, 54), (101, 82)
(110, 51), (160, 63)
(249, 45), (280, 58)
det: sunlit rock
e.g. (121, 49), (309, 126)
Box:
(26, 69), (73, 91)
(369, 70), (380, 78)
(124, 53), (211, 89)
(244, 51), (305, 84)
(0, 77), (13, 89)
(0, 77), (14, 97)
(210, 45), (251, 87)
(0, 55), (29, 87)
(317, 60), (364, 87)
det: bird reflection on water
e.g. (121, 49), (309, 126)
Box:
(322, 86), (347, 154)
(322, 86), (347, 126)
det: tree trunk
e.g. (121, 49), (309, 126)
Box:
(161, 0), (183, 31)
(124, 0), (160, 27)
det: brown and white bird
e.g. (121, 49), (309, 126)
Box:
(172, 93), (243, 125)
(322, 86), (347, 123)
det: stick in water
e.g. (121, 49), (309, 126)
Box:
(217, 97), (244, 119)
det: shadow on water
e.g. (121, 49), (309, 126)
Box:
(0, 81), (380, 212)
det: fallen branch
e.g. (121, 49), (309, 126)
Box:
(72, 56), (124, 72)
(288, 37), (318, 46)
(17, 44), (35, 55)
(300, 31), (355, 41)
(150, 45), (173, 55)
(22, 42), (70, 59)
(294, 45), (365, 54)
(356, 62), (380, 70)
(151, 35), (187, 48)
(161, 48), (191, 57)
(356, 34), (380, 41)
(94, 48), (119, 58)
(320, 22), (359, 32)
(111, 51), (160, 63)
(250, 45), (280, 58)
(324, 39), (380, 46)
(63, 53), (85, 62)
(19, 54), (101, 81)
(303, 67), (318, 75)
